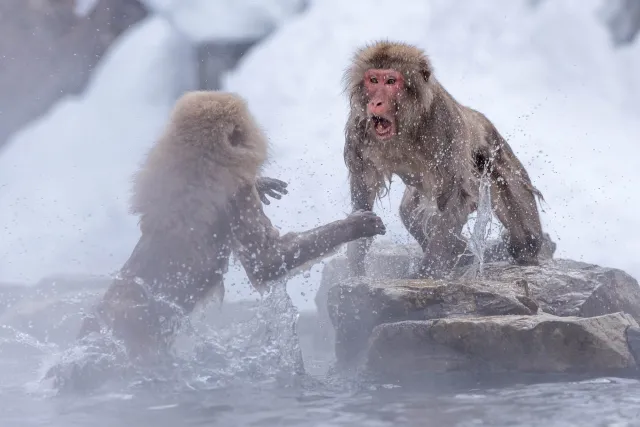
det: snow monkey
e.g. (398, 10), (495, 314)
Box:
(76, 91), (386, 361)
(343, 40), (544, 279)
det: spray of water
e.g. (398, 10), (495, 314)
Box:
(465, 174), (494, 277)
(20, 277), (307, 394)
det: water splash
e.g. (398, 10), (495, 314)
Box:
(22, 278), (307, 394)
(466, 174), (494, 277)
(189, 280), (305, 385)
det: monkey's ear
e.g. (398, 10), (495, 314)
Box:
(420, 68), (431, 82)
(420, 58), (432, 82)
(229, 127), (242, 147)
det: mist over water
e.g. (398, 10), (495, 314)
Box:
(3, 288), (640, 427)
(11, 280), (306, 396)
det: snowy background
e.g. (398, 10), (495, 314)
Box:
(0, 0), (639, 311)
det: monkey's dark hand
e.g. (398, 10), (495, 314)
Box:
(256, 177), (289, 205)
(347, 209), (386, 238)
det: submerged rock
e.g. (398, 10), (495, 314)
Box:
(365, 313), (639, 381)
(0, 275), (111, 346)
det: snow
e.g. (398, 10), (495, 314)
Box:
(139, 0), (307, 42)
(0, 16), (194, 283)
(74, 0), (99, 17)
(1, 0), (639, 311)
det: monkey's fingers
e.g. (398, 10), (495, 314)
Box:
(259, 177), (289, 194)
(259, 193), (271, 205)
(264, 189), (284, 199)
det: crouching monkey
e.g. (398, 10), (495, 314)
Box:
(75, 91), (386, 362)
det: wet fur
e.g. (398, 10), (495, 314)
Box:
(74, 91), (385, 362)
(343, 40), (544, 278)
(79, 91), (270, 359)
(131, 91), (268, 240)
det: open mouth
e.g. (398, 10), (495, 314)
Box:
(371, 116), (394, 138)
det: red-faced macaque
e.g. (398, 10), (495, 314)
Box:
(343, 41), (544, 279)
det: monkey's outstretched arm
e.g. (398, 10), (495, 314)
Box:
(229, 185), (385, 291)
(343, 129), (385, 276)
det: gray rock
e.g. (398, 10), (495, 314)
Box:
(326, 256), (640, 379)
(364, 313), (639, 381)
(602, 0), (640, 46)
(0, 0), (148, 148)
(314, 241), (423, 348)
(0, 274), (111, 346)
(472, 259), (640, 322)
(316, 233), (556, 310)
(327, 276), (536, 365)
(315, 235), (556, 347)
(196, 39), (260, 91)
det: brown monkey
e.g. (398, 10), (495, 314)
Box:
(75, 90), (386, 361)
(343, 40), (544, 279)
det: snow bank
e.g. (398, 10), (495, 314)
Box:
(1, 0), (639, 311)
(224, 0), (640, 307)
(0, 16), (194, 283)
(140, 0), (307, 42)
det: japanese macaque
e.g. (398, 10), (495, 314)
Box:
(75, 91), (386, 361)
(343, 40), (544, 279)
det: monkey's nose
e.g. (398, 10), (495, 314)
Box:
(368, 100), (387, 115)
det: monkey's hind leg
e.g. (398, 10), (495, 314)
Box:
(410, 194), (473, 279)
(492, 181), (543, 266)
(399, 186), (435, 252)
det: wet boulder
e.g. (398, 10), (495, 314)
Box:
(315, 235), (556, 347)
(0, 274), (111, 346)
(472, 260), (640, 322)
(0, 0), (148, 147)
(365, 313), (639, 381)
(327, 277), (537, 365)
(325, 253), (640, 380)
(314, 240), (422, 347)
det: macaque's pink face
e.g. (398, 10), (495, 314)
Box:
(363, 69), (404, 140)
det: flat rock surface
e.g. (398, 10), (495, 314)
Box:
(315, 235), (557, 346)
(364, 313), (639, 380)
(326, 257), (640, 365)
(470, 259), (640, 322)
(328, 277), (537, 364)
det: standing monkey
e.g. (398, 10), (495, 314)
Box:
(74, 91), (386, 361)
(343, 40), (544, 279)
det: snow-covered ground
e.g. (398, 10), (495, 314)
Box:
(140, 0), (307, 42)
(0, 16), (194, 283)
(1, 0), (639, 311)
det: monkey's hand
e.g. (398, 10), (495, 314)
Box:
(256, 177), (289, 205)
(346, 209), (386, 238)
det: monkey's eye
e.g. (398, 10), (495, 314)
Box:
(386, 78), (396, 85)
(369, 77), (378, 84)
(229, 127), (242, 147)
